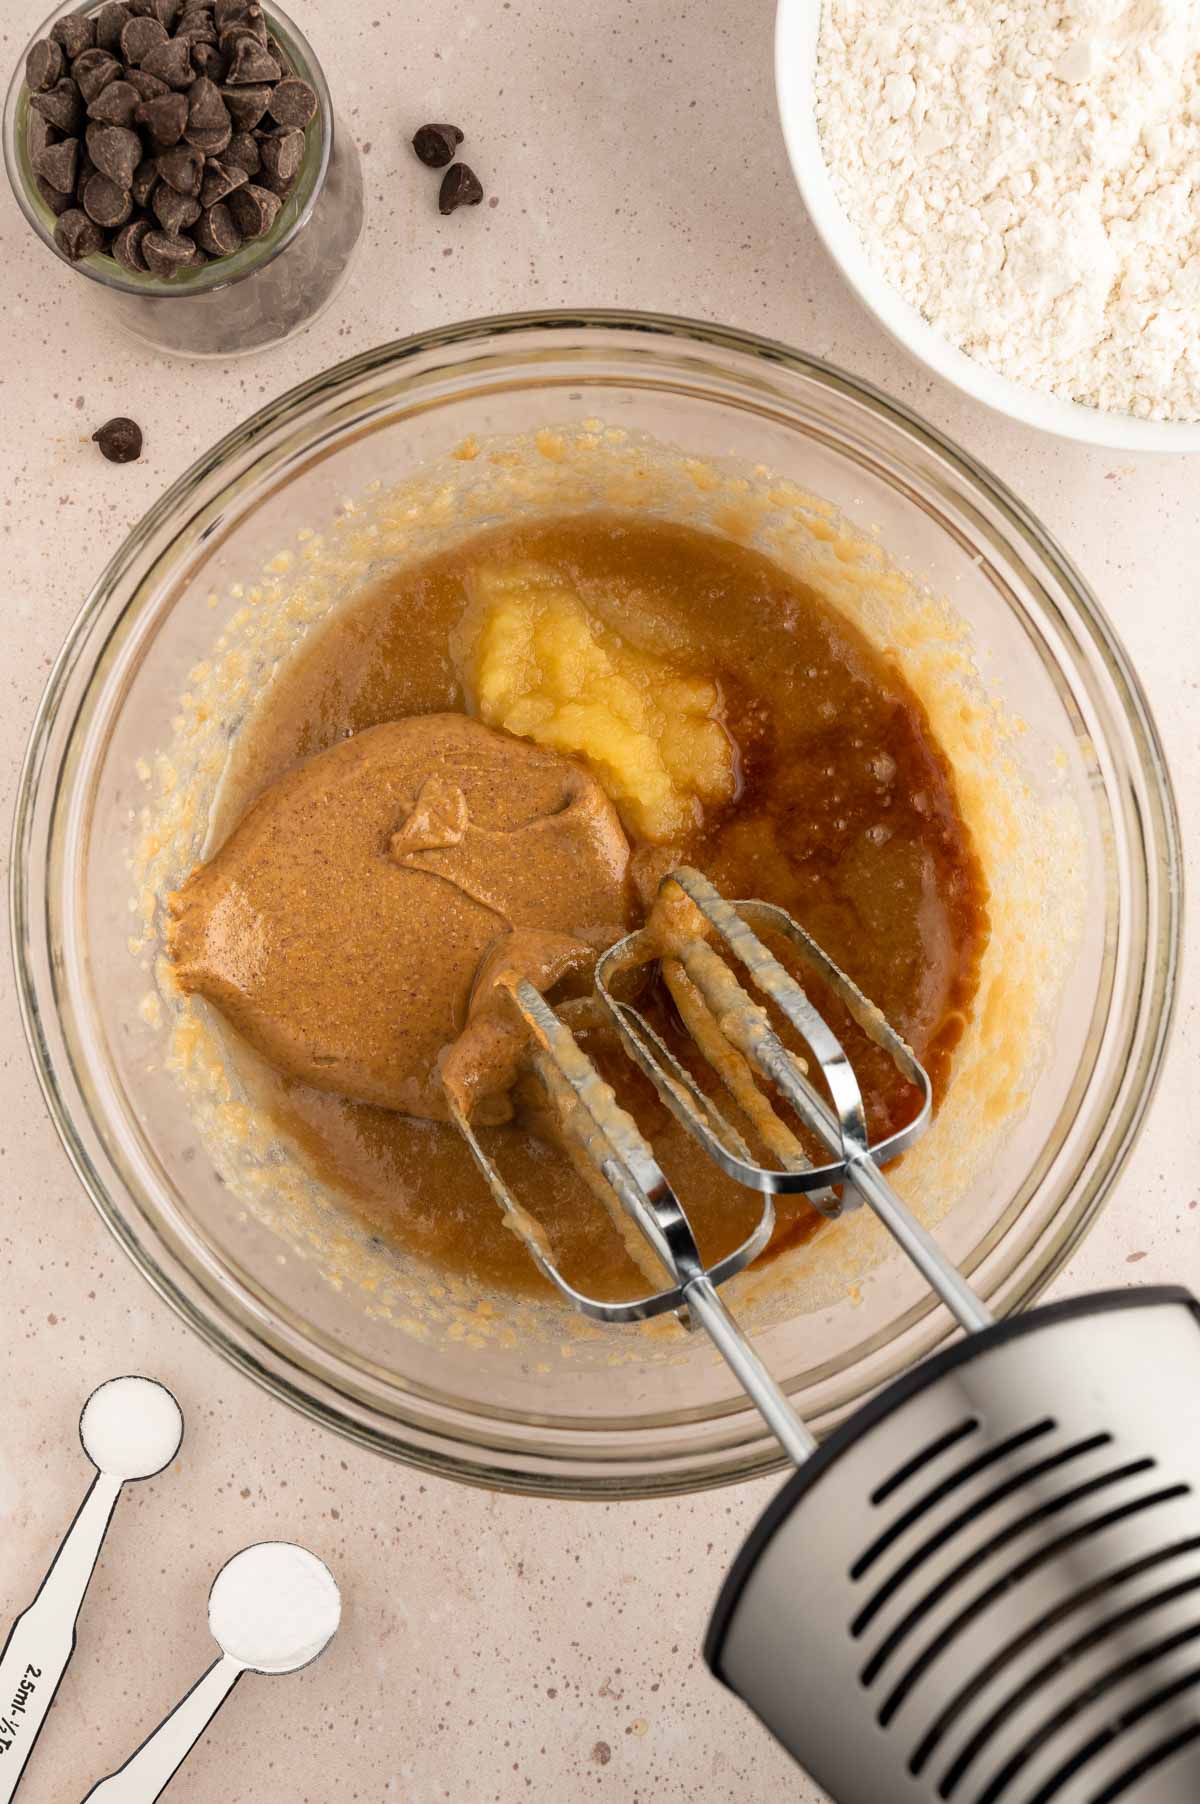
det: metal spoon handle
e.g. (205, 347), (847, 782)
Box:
(82, 1656), (243, 1803)
(0, 1472), (122, 1804)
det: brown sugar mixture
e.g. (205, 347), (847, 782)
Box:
(170, 516), (988, 1302)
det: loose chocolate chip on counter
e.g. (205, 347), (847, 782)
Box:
(92, 416), (143, 462)
(268, 75), (316, 128)
(199, 153), (246, 204)
(86, 121), (141, 186)
(412, 123), (462, 168)
(257, 125), (302, 193)
(141, 226), (199, 274)
(87, 78), (141, 124)
(224, 36), (278, 84)
(95, 2), (132, 52)
(226, 178), (278, 236)
(33, 136), (79, 192)
(124, 66), (169, 98)
(153, 179), (199, 230)
(156, 141), (203, 192)
(120, 14), (168, 64)
(36, 173), (76, 215)
(25, 38), (65, 93)
(50, 13), (95, 59)
(131, 155), (159, 204)
(71, 48), (122, 104)
(219, 81), (269, 127)
(224, 126), (259, 172)
(54, 206), (106, 259)
(438, 161), (483, 214)
(139, 36), (194, 86)
(194, 197), (241, 255)
(136, 89), (188, 142)
(113, 214), (153, 269)
(31, 78), (84, 133)
(83, 169), (133, 226)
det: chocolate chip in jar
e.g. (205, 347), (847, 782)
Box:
(199, 153), (246, 205)
(139, 35), (194, 87)
(268, 75), (316, 128)
(25, 38), (65, 93)
(152, 179), (200, 232)
(226, 178), (278, 237)
(37, 173), (77, 215)
(71, 47), (122, 104)
(257, 125), (302, 194)
(32, 136), (79, 193)
(194, 197), (241, 255)
(131, 155), (159, 204)
(96, 3), (133, 53)
(86, 121), (141, 186)
(224, 126), (259, 172)
(156, 141), (203, 193)
(92, 416), (143, 462)
(113, 214), (153, 270)
(219, 81), (269, 128)
(54, 206), (107, 259)
(136, 89), (188, 142)
(224, 36), (278, 85)
(120, 14), (169, 64)
(141, 226), (200, 274)
(87, 78), (142, 125)
(124, 66), (170, 99)
(83, 169), (134, 227)
(49, 13), (95, 60)
(30, 77), (85, 133)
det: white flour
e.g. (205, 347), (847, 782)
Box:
(814, 0), (1200, 421)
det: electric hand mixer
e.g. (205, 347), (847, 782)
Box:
(453, 866), (1200, 1804)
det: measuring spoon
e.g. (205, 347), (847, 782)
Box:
(0, 1377), (183, 1804)
(83, 1542), (341, 1802)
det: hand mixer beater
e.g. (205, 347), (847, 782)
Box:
(452, 867), (1200, 1804)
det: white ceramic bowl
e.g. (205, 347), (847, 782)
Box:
(775, 0), (1200, 453)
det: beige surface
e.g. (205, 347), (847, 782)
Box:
(0, 1), (1197, 1799)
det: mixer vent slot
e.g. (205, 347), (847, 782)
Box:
(973, 1638), (1200, 1803)
(937, 1580), (1200, 1797)
(852, 1420), (1057, 1584)
(907, 1537), (1200, 1778)
(1088, 1720), (1200, 1804)
(854, 1433), (1119, 1645)
(871, 1416), (980, 1507)
(865, 1478), (1187, 1712)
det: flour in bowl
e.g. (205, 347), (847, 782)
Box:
(814, 0), (1200, 421)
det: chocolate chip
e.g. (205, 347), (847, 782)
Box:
(140, 36), (193, 86)
(31, 79), (84, 134)
(199, 154), (245, 204)
(136, 90), (187, 142)
(224, 37), (278, 84)
(86, 121), (141, 186)
(29, 110), (59, 158)
(153, 180), (200, 230)
(72, 50), (121, 107)
(120, 14), (169, 64)
(25, 38), (65, 93)
(113, 214), (153, 270)
(151, 0), (182, 25)
(156, 141), (203, 192)
(177, 8), (217, 45)
(131, 155), (159, 204)
(194, 198), (241, 255)
(224, 127), (259, 172)
(92, 416), (143, 462)
(438, 162), (483, 214)
(190, 42), (226, 79)
(412, 123), (463, 169)
(74, 152), (99, 197)
(83, 169), (133, 226)
(36, 173), (75, 215)
(141, 227), (199, 274)
(257, 125), (302, 192)
(87, 78), (141, 124)
(263, 75), (315, 131)
(33, 136), (79, 192)
(186, 73), (228, 127)
(126, 0), (156, 14)
(95, 3), (132, 51)
(50, 14), (95, 59)
(227, 178), (278, 237)
(186, 119), (231, 153)
(124, 66), (169, 99)
(219, 82), (269, 127)
(54, 206), (106, 259)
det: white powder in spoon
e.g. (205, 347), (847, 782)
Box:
(79, 1376), (184, 1481)
(208, 1542), (341, 1674)
(814, 0), (1200, 421)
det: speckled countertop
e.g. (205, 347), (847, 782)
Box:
(0, 2), (1197, 1800)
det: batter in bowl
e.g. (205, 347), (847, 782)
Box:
(168, 515), (989, 1302)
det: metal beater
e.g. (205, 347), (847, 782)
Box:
(452, 866), (1200, 1803)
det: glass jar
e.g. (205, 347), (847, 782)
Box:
(3, 0), (363, 357)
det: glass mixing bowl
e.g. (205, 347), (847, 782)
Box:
(11, 312), (1181, 1497)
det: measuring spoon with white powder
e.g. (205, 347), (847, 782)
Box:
(83, 1541), (341, 1802)
(0, 1377), (184, 1803)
